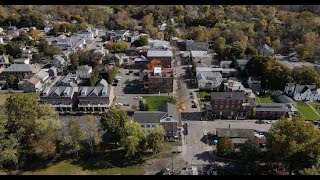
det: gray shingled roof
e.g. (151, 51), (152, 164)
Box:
(3, 64), (41, 73)
(186, 40), (209, 51)
(77, 65), (92, 71)
(211, 92), (246, 100)
(147, 50), (173, 57)
(255, 103), (290, 112)
(216, 128), (255, 139)
(133, 111), (167, 124)
(158, 102), (179, 120)
(78, 86), (109, 97)
(40, 86), (74, 98)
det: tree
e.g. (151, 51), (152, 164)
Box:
(213, 37), (226, 55)
(32, 53), (44, 63)
(240, 138), (261, 162)
(5, 42), (22, 58)
(147, 59), (163, 70)
(245, 45), (258, 57)
(7, 75), (19, 90)
(131, 35), (149, 47)
(106, 66), (118, 84)
(146, 125), (165, 153)
(84, 115), (101, 155)
(176, 80), (189, 107)
(292, 66), (320, 87)
(90, 70), (100, 86)
(267, 117), (320, 174)
(66, 119), (84, 157)
(100, 109), (128, 142)
(300, 166), (320, 175)
(142, 14), (154, 29)
(2, 94), (61, 169)
(230, 59), (239, 69)
(29, 29), (42, 41)
(101, 35), (108, 42)
(69, 52), (79, 70)
(217, 137), (235, 157)
(120, 121), (145, 157)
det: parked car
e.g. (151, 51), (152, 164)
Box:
(112, 83), (117, 86)
(191, 104), (197, 108)
(255, 120), (265, 124)
(123, 103), (130, 106)
(191, 99), (196, 103)
(181, 105), (186, 110)
(134, 96), (142, 100)
(129, 70), (133, 73)
(190, 92), (193, 95)
(190, 95), (194, 99)
(266, 120), (273, 124)
(157, 168), (171, 175)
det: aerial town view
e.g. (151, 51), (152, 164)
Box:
(0, 5), (320, 175)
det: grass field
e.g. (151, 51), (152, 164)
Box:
(309, 102), (320, 114)
(297, 103), (320, 120)
(143, 96), (170, 111)
(0, 93), (38, 106)
(23, 161), (145, 175)
(256, 97), (274, 103)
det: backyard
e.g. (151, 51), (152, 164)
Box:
(256, 96), (274, 103)
(297, 103), (320, 120)
(196, 91), (211, 99)
(309, 102), (320, 115)
(143, 96), (171, 111)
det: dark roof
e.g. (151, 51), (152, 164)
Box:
(295, 84), (317, 94)
(158, 102), (179, 120)
(133, 111), (167, 124)
(255, 103), (290, 112)
(276, 95), (296, 105)
(216, 128), (255, 139)
(211, 92), (246, 101)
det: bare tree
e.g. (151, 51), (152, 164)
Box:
(176, 80), (189, 108)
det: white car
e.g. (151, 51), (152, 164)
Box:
(117, 103), (123, 106)
(266, 120), (273, 124)
(134, 96), (142, 100)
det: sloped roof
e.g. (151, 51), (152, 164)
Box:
(158, 102), (179, 120)
(211, 92), (246, 101)
(216, 128), (255, 139)
(133, 111), (167, 124)
(77, 65), (92, 71)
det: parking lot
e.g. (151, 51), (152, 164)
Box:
(182, 120), (272, 168)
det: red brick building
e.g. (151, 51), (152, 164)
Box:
(140, 67), (174, 94)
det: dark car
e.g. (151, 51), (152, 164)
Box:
(255, 120), (265, 124)
(191, 104), (197, 108)
(123, 103), (130, 106)
(190, 92), (193, 95)
(129, 70), (133, 73)
(156, 168), (171, 175)
(112, 83), (118, 86)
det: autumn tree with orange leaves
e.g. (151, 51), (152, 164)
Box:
(147, 59), (163, 70)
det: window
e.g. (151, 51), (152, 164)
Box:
(165, 123), (168, 126)
(232, 100), (235, 104)
(152, 125), (155, 127)
(225, 105), (229, 109)
(147, 125), (150, 128)
(226, 100), (229, 104)
(141, 125), (144, 128)
(220, 105), (223, 109)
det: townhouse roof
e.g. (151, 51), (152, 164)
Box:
(78, 86), (110, 97)
(40, 86), (74, 97)
(255, 103), (290, 112)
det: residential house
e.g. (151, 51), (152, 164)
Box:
(196, 71), (222, 90)
(195, 67), (238, 78)
(272, 90), (297, 107)
(149, 40), (170, 50)
(22, 48), (33, 60)
(0, 80), (6, 90)
(216, 128), (256, 147)
(77, 86), (114, 112)
(133, 102), (181, 139)
(52, 55), (67, 68)
(247, 76), (261, 94)
(109, 53), (128, 66)
(2, 64), (41, 79)
(13, 58), (30, 64)
(34, 70), (50, 83)
(140, 67), (174, 94)
(95, 64), (114, 78)
(57, 73), (81, 87)
(18, 76), (43, 92)
(39, 86), (76, 112)
(190, 51), (212, 63)
(284, 83), (320, 101)
(211, 92), (252, 119)
(44, 26), (53, 34)
(288, 52), (299, 62)
(147, 50), (173, 68)
(76, 30), (94, 41)
(76, 65), (92, 79)
(96, 79), (108, 87)
(48, 66), (58, 77)
(223, 79), (246, 92)
(133, 56), (148, 68)
(255, 103), (291, 120)
(106, 30), (130, 42)
(126, 32), (140, 43)
(185, 40), (209, 51)
(220, 59), (249, 71)
(0, 54), (10, 68)
(259, 44), (274, 56)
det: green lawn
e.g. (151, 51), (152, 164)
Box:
(23, 161), (144, 175)
(309, 102), (320, 115)
(0, 93), (38, 106)
(143, 96), (170, 111)
(256, 97), (274, 103)
(196, 91), (211, 99)
(297, 103), (320, 120)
